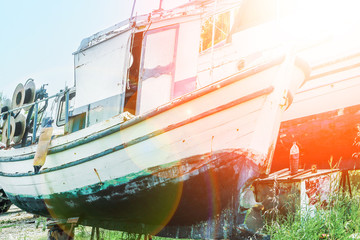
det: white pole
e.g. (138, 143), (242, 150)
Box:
(130, 0), (137, 19)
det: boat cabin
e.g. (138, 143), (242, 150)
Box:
(65, 0), (269, 133)
(1, 0), (298, 145)
(68, 10), (203, 133)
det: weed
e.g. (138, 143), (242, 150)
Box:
(35, 217), (47, 231)
(264, 191), (360, 239)
(0, 224), (16, 229)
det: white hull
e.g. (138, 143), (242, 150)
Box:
(0, 57), (305, 197)
(0, 56), (307, 238)
(0, 1), (309, 236)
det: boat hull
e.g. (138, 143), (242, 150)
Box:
(8, 149), (262, 238)
(0, 56), (307, 238)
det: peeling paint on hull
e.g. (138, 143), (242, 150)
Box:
(7, 149), (263, 239)
(0, 49), (307, 239)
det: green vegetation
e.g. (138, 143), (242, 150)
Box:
(74, 226), (182, 240)
(264, 194), (360, 239)
(6, 173), (360, 239)
(0, 223), (17, 229)
(35, 217), (47, 232)
(264, 171), (360, 240)
(69, 172), (360, 239)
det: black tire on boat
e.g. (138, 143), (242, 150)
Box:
(0, 189), (12, 214)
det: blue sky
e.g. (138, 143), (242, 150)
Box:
(0, 0), (183, 98)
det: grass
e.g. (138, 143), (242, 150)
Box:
(74, 227), (185, 240)
(0, 223), (17, 229)
(3, 189), (355, 239)
(8, 171), (360, 239)
(264, 194), (360, 239)
(2, 170), (353, 240)
(68, 173), (360, 239)
(263, 171), (360, 240)
(35, 217), (47, 232)
(78, 192), (360, 240)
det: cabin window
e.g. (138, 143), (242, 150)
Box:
(135, 20), (201, 114)
(73, 30), (132, 111)
(200, 11), (231, 52)
(137, 26), (179, 114)
(56, 92), (76, 127)
(199, 0), (296, 48)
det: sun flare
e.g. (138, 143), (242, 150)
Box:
(280, 0), (360, 47)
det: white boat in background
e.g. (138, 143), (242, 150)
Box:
(269, 0), (360, 172)
(273, 49), (360, 172)
(0, 0), (308, 238)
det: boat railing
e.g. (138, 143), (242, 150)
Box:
(0, 87), (70, 147)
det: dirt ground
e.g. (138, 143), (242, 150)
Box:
(0, 205), (48, 240)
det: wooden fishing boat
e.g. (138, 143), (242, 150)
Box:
(0, 0), (308, 238)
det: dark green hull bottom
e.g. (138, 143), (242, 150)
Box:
(8, 149), (264, 239)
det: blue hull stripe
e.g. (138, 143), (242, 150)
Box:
(0, 86), (273, 177)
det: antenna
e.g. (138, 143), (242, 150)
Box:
(130, 0), (137, 20)
(159, 0), (163, 10)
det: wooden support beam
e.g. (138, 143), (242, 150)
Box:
(90, 226), (100, 240)
(47, 217), (79, 240)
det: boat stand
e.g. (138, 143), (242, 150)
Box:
(47, 217), (79, 240)
(47, 217), (154, 239)
(89, 227), (153, 240)
(90, 226), (100, 240)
